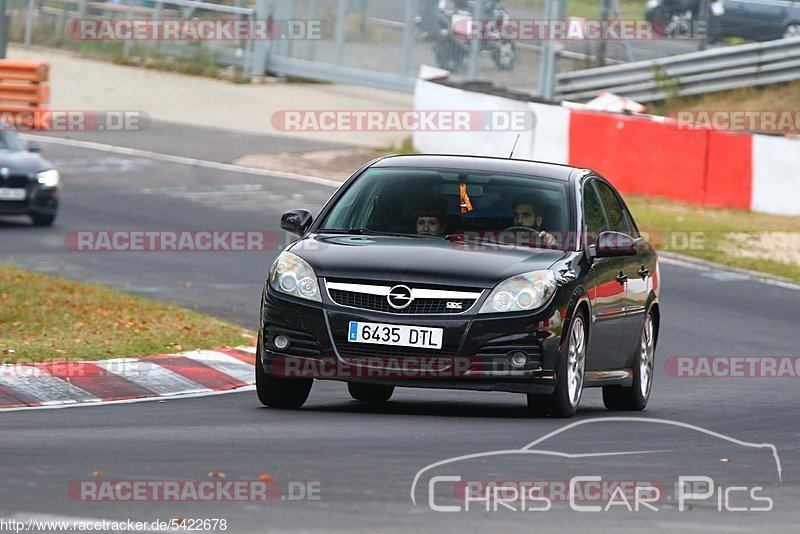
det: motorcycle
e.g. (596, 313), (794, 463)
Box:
(432, 0), (516, 73)
(645, 0), (701, 38)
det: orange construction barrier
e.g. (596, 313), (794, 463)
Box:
(0, 60), (50, 130)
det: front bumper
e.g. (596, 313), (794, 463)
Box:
(0, 183), (59, 217)
(259, 286), (570, 395)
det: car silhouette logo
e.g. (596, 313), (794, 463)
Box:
(387, 285), (413, 309)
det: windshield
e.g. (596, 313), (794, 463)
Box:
(0, 129), (24, 152)
(317, 167), (572, 250)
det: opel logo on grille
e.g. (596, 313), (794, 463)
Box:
(387, 285), (413, 309)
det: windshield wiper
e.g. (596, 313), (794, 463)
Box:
(318, 228), (439, 239)
(445, 232), (558, 250)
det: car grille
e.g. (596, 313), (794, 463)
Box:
(325, 280), (482, 315)
(0, 175), (29, 188)
(0, 199), (28, 211)
(334, 340), (459, 371)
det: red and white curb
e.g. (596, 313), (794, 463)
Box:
(0, 346), (255, 410)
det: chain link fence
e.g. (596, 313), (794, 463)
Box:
(5, 0), (708, 96)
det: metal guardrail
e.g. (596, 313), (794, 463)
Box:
(555, 38), (800, 103)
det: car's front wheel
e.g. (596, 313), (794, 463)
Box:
(527, 309), (587, 418)
(255, 337), (313, 409)
(348, 382), (394, 402)
(603, 309), (657, 411)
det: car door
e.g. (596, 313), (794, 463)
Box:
(740, 0), (794, 39)
(718, 0), (759, 38)
(582, 179), (625, 371)
(593, 180), (643, 367)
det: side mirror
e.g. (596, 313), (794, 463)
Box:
(27, 141), (42, 153)
(593, 231), (638, 258)
(280, 209), (313, 236)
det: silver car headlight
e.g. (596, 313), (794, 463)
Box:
(479, 270), (557, 314)
(269, 251), (321, 302)
(36, 169), (60, 187)
(645, 0), (660, 9)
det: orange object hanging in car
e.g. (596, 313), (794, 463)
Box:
(459, 183), (473, 214)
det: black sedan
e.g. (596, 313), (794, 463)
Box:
(257, 155), (660, 418)
(0, 128), (60, 226)
(645, 0), (800, 41)
(716, 0), (800, 40)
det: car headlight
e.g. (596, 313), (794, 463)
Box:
(269, 251), (321, 302)
(479, 270), (557, 314)
(36, 169), (60, 187)
(645, 0), (660, 9)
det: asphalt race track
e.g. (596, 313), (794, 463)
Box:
(1, 129), (799, 532)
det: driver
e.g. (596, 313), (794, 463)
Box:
(415, 197), (447, 236)
(510, 193), (557, 245)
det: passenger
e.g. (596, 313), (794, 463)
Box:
(415, 197), (447, 236)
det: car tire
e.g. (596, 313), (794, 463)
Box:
(527, 309), (587, 418)
(255, 337), (313, 409)
(30, 213), (56, 226)
(602, 309), (657, 411)
(348, 382), (394, 402)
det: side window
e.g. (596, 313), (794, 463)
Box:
(583, 181), (608, 245)
(594, 181), (634, 236)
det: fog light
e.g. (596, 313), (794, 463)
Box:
(274, 334), (290, 350)
(509, 351), (527, 368)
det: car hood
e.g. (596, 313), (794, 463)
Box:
(290, 234), (569, 289)
(0, 150), (52, 174)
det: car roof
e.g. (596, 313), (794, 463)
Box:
(371, 154), (588, 182)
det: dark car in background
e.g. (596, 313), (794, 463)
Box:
(256, 155), (660, 418)
(646, 0), (800, 40)
(0, 129), (60, 226)
(717, 0), (800, 40)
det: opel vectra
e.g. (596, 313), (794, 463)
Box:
(257, 155), (660, 417)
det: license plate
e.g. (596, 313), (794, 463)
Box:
(348, 321), (443, 350)
(0, 188), (25, 201)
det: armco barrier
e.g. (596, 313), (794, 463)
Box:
(413, 73), (799, 216)
(0, 61), (50, 128)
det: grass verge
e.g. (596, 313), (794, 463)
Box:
(626, 195), (800, 283)
(0, 265), (252, 362)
